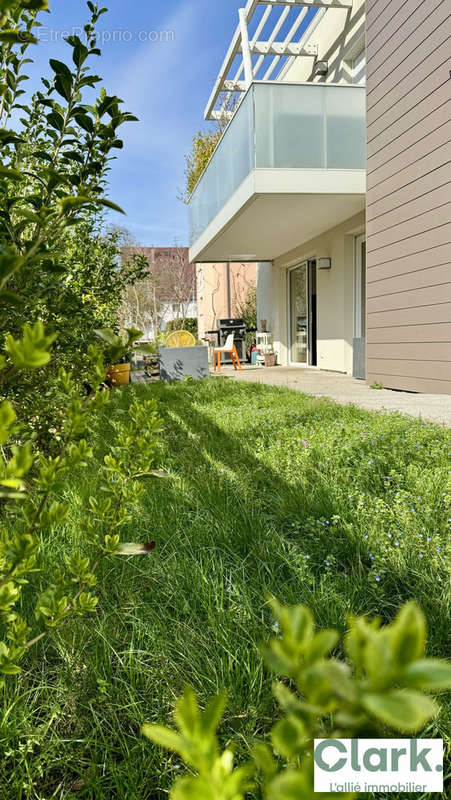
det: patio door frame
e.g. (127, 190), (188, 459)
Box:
(353, 233), (366, 379)
(287, 260), (317, 366)
(354, 234), (366, 339)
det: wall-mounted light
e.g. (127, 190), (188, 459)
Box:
(318, 258), (332, 270)
(314, 60), (329, 78)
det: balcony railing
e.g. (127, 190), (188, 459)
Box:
(189, 82), (366, 246)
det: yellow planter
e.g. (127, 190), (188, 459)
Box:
(107, 363), (130, 386)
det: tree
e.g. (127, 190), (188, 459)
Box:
(120, 273), (163, 341)
(119, 247), (196, 340)
(163, 247), (197, 326)
(181, 129), (222, 202)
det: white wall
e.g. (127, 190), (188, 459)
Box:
(283, 0), (365, 85)
(262, 211), (365, 372)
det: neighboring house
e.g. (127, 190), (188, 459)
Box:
(189, 0), (451, 394)
(121, 246), (197, 340)
(197, 262), (257, 338)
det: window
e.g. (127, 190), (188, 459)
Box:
(352, 50), (366, 85)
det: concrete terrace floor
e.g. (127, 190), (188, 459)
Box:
(212, 365), (451, 427)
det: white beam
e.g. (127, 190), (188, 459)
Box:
(238, 7), (254, 87)
(252, 4), (290, 80)
(260, 0), (352, 7)
(278, 5), (327, 79)
(204, 0), (260, 120)
(240, 40), (318, 56)
(204, 0), (353, 120)
(262, 6), (309, 80)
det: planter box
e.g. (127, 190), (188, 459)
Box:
(158, 346), (209, 382)
(264, 353), (277, 367)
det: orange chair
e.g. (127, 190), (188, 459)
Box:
(213, 333), (242, 372)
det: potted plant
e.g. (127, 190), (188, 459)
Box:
(96, 327), (142, 387)
(107, 351), (132, 386)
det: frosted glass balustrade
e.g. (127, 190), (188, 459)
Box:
(189, 83), (365, 246)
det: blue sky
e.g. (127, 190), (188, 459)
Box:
(28, 0), (243, 245)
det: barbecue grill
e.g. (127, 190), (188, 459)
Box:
(217, 318), (246, 363)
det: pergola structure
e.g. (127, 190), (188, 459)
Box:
(205, 0), (353, 121)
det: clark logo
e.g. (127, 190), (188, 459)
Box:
(314, 739), (444, 794)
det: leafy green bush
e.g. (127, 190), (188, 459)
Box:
(0, 324), (163, 686)
(0, 1), (145, 440)
(142, 599), (451, 800)
(0, 2), (165, 688)
(236, 285), (257, 355)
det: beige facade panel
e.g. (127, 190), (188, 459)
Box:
(367, 63), (450, 144)
(366, 358), (451, 381)
(367, 302), (451, 330)
(368, 125), (451, 197)
(366, 372), (451, 394)
(367, 23), (449, 111)
(367, 264), (451, 298)
(367, 283), (451, 314)
(366, 323), (451, 345)
(367, 0), (427, 40)
(367, 101), (451, 175)
(367, 144), (451, 203)
(367, 185), (451, 238)
(367, 82), (449, 160)
(367, 0), (447, 73)
(367, 202), (451, 252)
(367, 162), (451, 220)
(367, 224), (451, 270)
(368, 36), (449, 123)
(368, 342), (451, 362)
(366, 246), (451, 284)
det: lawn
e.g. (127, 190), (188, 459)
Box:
(2, 378), (450, 799)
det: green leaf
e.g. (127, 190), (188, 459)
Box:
(72, 42), (89, 68)
(0, 30), (37, 44)
(47, 111), (64, 131)
(363, 690), (438, 733)
(404, 659), (451, 691)
(94, 328), (122, 346)
(0, 165), (22, 181)
(74, 113), (93, 132)
(271, 716), (307, 759)
(174, 686), (199, 735)
(98, 197), (125, 215)
(59, 196), (92, 212)
(141, 723), (183, 753)
(270, 598), (314, 648)
(390, 601), (426, 667)
(49, 59), (72, 80)
(0, 478), (24, 489)
(305, 630), (339, 665)
(252, 743), (277, 778)
(0, 663), (22, 676)
(54, 75), (72, 102)
(0, 289), (23, 306)
(199, 690), (227, 736)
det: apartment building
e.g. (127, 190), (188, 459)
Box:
(188, 0), (451, 393)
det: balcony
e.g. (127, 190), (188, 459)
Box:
(189, 82), (366, 263)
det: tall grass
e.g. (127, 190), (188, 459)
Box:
(1, 379), (449, 799)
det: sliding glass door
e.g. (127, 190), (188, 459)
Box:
(289, 263), (308, 363)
